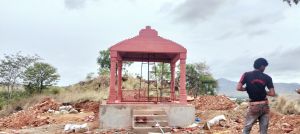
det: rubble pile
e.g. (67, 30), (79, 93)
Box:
(268, 112), (300, 134)
(192, 95), (236, 110)
(73, 100), (99, 117)
(0, 95), (298, 133)
(48, 105), (79, 114)
(64, 123), (89, 133)
(0, 98), (59, 128)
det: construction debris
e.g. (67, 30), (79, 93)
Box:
(73, 100), (99, 117)
(1, 96), (299, 134)
(84, 115), (95, 122)
(191, 95), (236, 110)
(203, 115), (226, 130)
(187, 123), (199, 128)
(281, 123), (293, 133)
(64, 123), (89, 133)
(187, 96), (194, 102)
(59, 106), (73, 111)
(48, 105), (79, 115)
(0, 98), (58, 129)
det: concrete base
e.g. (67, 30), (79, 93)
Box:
(99, 103), (195, 129)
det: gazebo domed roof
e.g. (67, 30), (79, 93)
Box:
(110, 26), (186, 53)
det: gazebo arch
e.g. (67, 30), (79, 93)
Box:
(108, 26), (187, 104)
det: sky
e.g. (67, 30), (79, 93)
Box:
(0, 0), (300, 86)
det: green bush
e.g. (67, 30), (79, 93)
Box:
(41, 86), (64, 95)
(235, 98), (245, 105)
(0, 91), (30, 110)
(51, 88), (60, 94)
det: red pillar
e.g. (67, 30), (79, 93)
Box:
(108, 57), (117, 103)
(170, 62), (176, 101)
(117, 61), (122, 101)
(179, 58), (187, 104)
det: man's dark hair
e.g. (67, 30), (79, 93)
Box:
(254, 58), (268, 69)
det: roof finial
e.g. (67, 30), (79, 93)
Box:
(139, 26), (158, 37)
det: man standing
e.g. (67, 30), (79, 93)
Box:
(237, 58), (276, 134)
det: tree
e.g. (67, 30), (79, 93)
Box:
(97, 49), (133, 75)
(86, 72), (95, 81)
(185, 64), (201, 97)
(199, 74), (218, 95)
(23, 62), (60, 93)
(184, 62), (217, 97)
(97, 49), (110, 70)
(283, 0), (299, 5)
(0, 52), (39, 98)
(151, 63), (171, 87)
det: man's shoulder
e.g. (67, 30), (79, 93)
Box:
(262, 73), (272, 79)
(244, 71), (254, 75)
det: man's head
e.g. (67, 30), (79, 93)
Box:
(254, 58), (269, 72)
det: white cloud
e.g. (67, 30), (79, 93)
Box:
(64, 0), (86, 9)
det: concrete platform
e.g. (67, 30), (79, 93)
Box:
(99, 103), (195, 129)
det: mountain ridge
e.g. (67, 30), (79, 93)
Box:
(217, 78), (300, 98)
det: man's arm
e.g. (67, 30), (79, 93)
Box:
(236, 83), (246, 91)
(237, 73), (247, 92)
(266, 76), (276, 97)
(267, 88), (276, 96)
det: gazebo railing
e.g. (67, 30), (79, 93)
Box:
(121, 89), (173, 102)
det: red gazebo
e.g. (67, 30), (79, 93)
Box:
(108, 26), (187, 104)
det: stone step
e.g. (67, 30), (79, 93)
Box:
(132, 127), (171, 134)
(132, 108), (170, 134)
(133, 115), (168, 121)
(134, 120), (169, 127)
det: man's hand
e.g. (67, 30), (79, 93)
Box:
(236, 83), (246, 91)
(267, 88), (276, 97)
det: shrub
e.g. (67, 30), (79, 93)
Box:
(48, 87), (61, 95)
(274, 96), (300, 115)
(0, 90), (31, 114)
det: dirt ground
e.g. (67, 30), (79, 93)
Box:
(0, 96), (299, 134)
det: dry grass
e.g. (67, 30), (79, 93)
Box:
(54, 88), (108, 103)
(273, 96), (300, 115)
(0, 93), (46, 117)
(0, 86), (4, 92)
(0, 89), (108, 117)
(0, 75), (110, 117)
(0, 74), (172, 117)
(122, 76), (146, 90)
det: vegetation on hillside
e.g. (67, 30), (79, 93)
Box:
(23, 62), (60, 94)
(0, 52), (60, 111)
(273, 96), (300, 115)
(97, 49), (133, 75)
(182, 62), (218, 97)
(0, 52), (39, 99)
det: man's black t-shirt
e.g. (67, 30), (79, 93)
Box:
(239, 70), (274, 102)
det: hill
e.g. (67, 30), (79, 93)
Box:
(217, 78), (300, 98)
